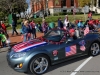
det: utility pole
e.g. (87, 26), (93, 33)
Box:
(46, 0), (49, 17)
(96, 0), (99, 7)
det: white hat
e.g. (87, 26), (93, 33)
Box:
(65, 15), (68, 17)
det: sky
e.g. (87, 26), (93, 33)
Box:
(26, 0), (31, 13)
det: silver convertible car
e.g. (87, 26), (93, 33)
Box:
(7, 28), (100, 75)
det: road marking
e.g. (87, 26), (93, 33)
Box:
(70, 56), (93, 75)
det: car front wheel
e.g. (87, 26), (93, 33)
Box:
(29, 54), (50, 75)
(90, 42), (100, 56)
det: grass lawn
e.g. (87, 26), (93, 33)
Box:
(6, 14), (100, 30)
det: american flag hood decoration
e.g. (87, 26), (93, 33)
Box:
(12, 39), (47, 52)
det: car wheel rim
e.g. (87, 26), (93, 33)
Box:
(91, 43), (100, 55)
(33, 57), (48, 74)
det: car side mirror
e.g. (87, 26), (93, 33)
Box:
(66, 38), (73, 43)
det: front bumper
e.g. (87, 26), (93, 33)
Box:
(6, 50), (29, 72)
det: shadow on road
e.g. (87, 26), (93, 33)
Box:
(26, 55), (90, 75)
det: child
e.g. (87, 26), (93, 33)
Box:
(6, 34), (11, 48)
(0, 32), (7, 47)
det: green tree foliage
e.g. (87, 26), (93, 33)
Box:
(78, 0), (91, 7)
(0, 0), (28, 14)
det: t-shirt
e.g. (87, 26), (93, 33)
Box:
(0, 34), (7, 42)
(77, 22), (83, 27)
(64, 19), (69, 27)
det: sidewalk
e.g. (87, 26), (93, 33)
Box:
(9, 32), (44, 43)
(0, 29), (44, 53)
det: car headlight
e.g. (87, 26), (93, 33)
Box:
(11, 52), (26, 58)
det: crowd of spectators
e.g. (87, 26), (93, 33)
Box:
(0, 21), (10, 48)
(1, 11), (100, 48)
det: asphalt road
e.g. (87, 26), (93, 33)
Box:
(0, 51), (100, 75)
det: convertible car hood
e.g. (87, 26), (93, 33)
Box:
(12, 39), (47, 52)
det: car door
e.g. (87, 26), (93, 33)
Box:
(57, 37), (86, 60)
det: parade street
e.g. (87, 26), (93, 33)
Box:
(0, 50), (100, 75)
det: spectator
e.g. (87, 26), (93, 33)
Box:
(6, 34), (11, 48)
(0, 21), (7, 34)
(88, 11), (92, 20)
(58, 17), (63, 29)
(37, 22), (42, 32)
(0, 32), (7, 47)
(22, 20), (31, 42)
(30, 20), (37, 39)
(64, 15), (69, 30)
(0, 24), (5, 47)
(42, 19), (48, 35)
(20, 19), (26, 34)
(11, 19), (18, 36)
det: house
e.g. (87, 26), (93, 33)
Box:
(90, 0), (100, 14)
(30, 0), (79, 16)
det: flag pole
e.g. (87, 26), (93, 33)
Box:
(83, 8), (86, 21)
(73, 0), (76, 21)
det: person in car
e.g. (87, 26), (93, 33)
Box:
(68, 28), (77, 41)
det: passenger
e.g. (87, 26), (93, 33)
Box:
(77, 20), (84, 28)
(68, 28), (77, 40)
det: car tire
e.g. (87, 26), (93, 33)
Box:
(29, 54), (50, 75)
(89, 42), (100, 56)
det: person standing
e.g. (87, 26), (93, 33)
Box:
(22, 20), (31, 42)
(88, 11), (92, 20)
(30, 20), (36, 39)
(42, 19), (48, 35)
(64, 15), (69, 30)
(58, 17), (63, 29)
(11, 19), (18, 36)
(0, 21), (7, 34)
(20, 19), (26, 34)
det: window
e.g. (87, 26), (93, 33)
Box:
(61, 0), (66, 7)
(71, 0), (74, 6)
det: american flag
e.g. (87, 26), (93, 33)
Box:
(65, 45), (76, 57)
(80, 46), (86, 51)
(73, 7), (76, 15)
(84, 26), (89, 36)
(73, 2), (76, 15)
(13, 40), (47, 52)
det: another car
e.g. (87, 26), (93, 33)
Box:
(7, 28), (100, 75)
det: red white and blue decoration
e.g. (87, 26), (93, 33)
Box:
(13, 40), (47, 52)
(65, 45), (76, 57)
(53, 50), (58, 56)
(79, 40), (86, 51)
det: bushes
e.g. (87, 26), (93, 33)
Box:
(6, 14), (100, 30)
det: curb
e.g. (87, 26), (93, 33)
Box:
(0, 47), (9, 53)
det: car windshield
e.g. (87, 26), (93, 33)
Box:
(43, 29), (65, 42)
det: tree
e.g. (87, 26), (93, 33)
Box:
(0, 0), (28, 14)
(78, 0), (91, 7)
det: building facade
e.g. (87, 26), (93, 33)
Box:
(31, 0), (79, 16)
(90, 0), (100, 13)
